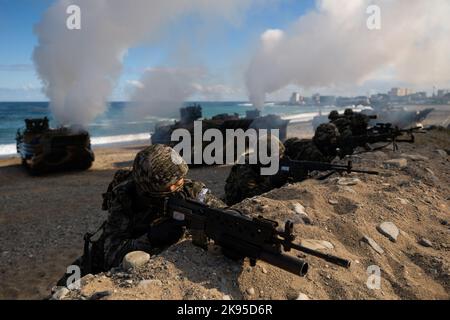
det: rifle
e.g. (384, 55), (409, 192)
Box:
(343, 124), (424, 153)
(160, 196), (351, 277)
(369, 123), (424, 138)
(278, 158), (379, 180)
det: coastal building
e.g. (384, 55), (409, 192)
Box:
(289, 92), (304, 105)
(312, 93), (321, 105)
(389, 87), (414, 97)
(437, 89), (450, 97)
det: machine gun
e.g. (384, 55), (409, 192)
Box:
(158, 196), (351, 277)
(369, 123), (423, 137)
(336, 123), (425, 156)
(364, 123), (425, 150)
(276, 158), (378, 181)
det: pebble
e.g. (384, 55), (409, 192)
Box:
(361, 235), (384, 254)
(261, 267), (268, 274)
(337, 178), (361, 186)
(296, 293), (310, 300)
(292, 202), (312, 224)
(435, 149), (448, 157)
(397, 198), (409, 205)
(383, 158), (408, 169)
(328, 199), (339, 205)
(52, 287), (69, 300)
(139, 279), (162, 288)
(293, 202), (306, 215)
(418, 238), (433, 248)
(301, 239), (334, 251)
(122, 251), (150, 270)
(377, 222), (400, 242)
(247, 287), (255, 296)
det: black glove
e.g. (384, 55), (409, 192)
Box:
(147, 218), (185, 247)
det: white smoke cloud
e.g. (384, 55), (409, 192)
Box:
(128, 67), (203, 119)
(128, 67), (241, 118)
(246, 0), (450, 107)
(33, 0), (251, 126)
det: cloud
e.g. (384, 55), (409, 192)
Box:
(126, 80), (144, 89)
(246, 0), (450, 106)
(33, 0), (253, 126)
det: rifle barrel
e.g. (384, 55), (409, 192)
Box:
(259, 251), (309, 276)
(291, 243), (351, 268)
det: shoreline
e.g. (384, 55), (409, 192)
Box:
(2, 104), (448, 158)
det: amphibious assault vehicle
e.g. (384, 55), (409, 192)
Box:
(16, 117), (95, 174)
(151, 104), (290, 164)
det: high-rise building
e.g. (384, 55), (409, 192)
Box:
(289, 92), (304, 105)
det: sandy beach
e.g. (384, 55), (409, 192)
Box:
(0, 117), (448, 300)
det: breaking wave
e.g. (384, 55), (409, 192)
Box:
(0, 133), (151, 158)
(91, 133), (151, 146)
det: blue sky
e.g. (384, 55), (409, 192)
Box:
(0, 0), (315, 101)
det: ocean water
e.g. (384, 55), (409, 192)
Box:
(0, 101), (342, 157)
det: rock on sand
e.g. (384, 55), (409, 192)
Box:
(377, 222), (400, 242)
(122, 251), (150, 270)
(383, 159), (408, 169)
(361, 235), (384, 254)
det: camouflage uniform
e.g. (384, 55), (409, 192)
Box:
(329, 109), (369, 136)
(100, 177), (225, 269)
(349, 113), (372, 136)
(224, 155), (281, 206)
(328, 109), (372, 156)
(224, 126), (340, 206)
(224, 136), (287, 206)
(285, 123), (340, 163)
(58, 145), (225, 284)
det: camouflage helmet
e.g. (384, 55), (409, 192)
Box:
(132, 144), (188, 195)
(328, 110), (340, 121)
(344, 108), (354, 116)
(313, 123), (340, 146)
